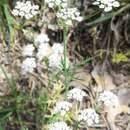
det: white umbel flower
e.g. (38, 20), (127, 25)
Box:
(98, 91), (119, 108)
(78, 108), (99, 126)
(49, 43), (70, 69)
(12, 1), (39, 19)
(22, 44), (35, 56)
(22, 57), (36, 74)
(48, 53), (63, 68)
(67, 88), (87, 102)
(56, 8), (83, 26)
(49, 121), (72, 130)
(48, 53), (69, 69)
(53, 101), (72, 116)
(52, 43), (64, 54)
(93, 0), (120, 12)
(36, 43), (52, 61)
(34, 33), (49, 46)
(45, 0), (67, 8)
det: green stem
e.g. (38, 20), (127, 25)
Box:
(63, 25), (69, 97)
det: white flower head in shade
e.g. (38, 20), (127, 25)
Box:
(53, 101), (72, 116)
(22, 57), (36, 74)
(34, 33), (50, 46)
(48, 53), (69, 69)
(78, 108), (99, 126)
(36, 43), (52, 61)
(52, 43), (64, 54)
(67, 88), (87, 102)
(12, 1), (39, 19)
(93, 0), (120, 12)
(48, 53), (62, 68)
(22, 44), (35, 56)
(49, 121), (72, 130)
(98, 91), (120, 108)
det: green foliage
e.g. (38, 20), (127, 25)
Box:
(0, 0), (17, 46)
(0, 65), (49, 129)
(112, 53), (128, 63)
(0, 0), (8, 5)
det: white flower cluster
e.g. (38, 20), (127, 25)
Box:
(22, 57), (36, 74)
(35, 33), (69, 69)
(98, 91), (119, 107)
(56, 8), (83, 26)
(48, 43), (70, 69)
(67, 88), (87, 102)
(48, 53), (62, 68)
(21, 32), (69, 73)
(44, 0), (83, 26)
(12, 1), (39, 19)
(53, 101), (72, 116)
(36, 43), (52, 61)
(78, 108), (99, 126)
(35, 33), (52, 61)
(49, 121), (72, 130)
(52, 44), (64, 54)
(45, 0), (67, 8)
(93, 0), (120, 12)
(34, 33), (50, 46)
(21, 44), (36, 74)
(22, 44), (35, 56)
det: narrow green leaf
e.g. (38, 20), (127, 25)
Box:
(3, 4), (16, 46)
(0, 0), (8, 5)
(0, 123), (3, 130)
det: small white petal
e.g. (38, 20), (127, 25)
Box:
(34, 33), (49, 46)
(112, 1), (120, 7)
(19, 11), (25, 16)
(104, 6), (112, 12)
(12, 9), (19, 16)
(99, 4), (105, 9)
(93, 1), (100, 5)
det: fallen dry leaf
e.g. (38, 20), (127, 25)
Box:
(70, 68), (92, 90)
(102, 91), (129, 130)
(91, 65), (116, 92)
(118, 89), (130, 113)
